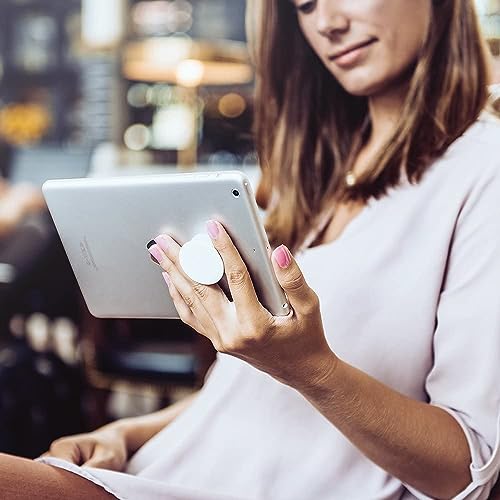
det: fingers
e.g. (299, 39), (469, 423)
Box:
(271, 245), (318, 316)
(162, 272), (205, 333)
(205, 220), (264, 321)
(44, 438), (91, 466)
(148, 237), (223, 342)
(83, 450), (121, 471)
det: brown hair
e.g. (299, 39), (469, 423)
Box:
(247, 0), (497, 253)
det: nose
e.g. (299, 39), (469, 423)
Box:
(316, 1), (349, 38)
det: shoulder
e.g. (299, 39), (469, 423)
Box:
(407, 115), (500, 224)
(445, 113), (500, 160)
(447, 116), (500, 223)
(432, 114), (500, 187)
(465, 111), (500, 148)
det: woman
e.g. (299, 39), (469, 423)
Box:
(1, 0), (499, 498)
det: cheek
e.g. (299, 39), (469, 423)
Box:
(338, 24), (428, 94)
(298, 19), (321, 58)
(374, 1), (430, 71)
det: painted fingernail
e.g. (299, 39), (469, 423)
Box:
(274, 245), (292, 269)
(155, 235), (169, 253)
(162, 272), (171, 287)
(149, 254), (160, 266)
(207, 220), (219, 240)
(147, 240), (160, 265)
(148, 244), (164, 265)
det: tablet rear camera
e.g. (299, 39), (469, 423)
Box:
(232, 189), (240, 198)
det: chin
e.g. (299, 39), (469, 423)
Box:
(338, 80), (385, 97)
(339, 72), (400, 98)
(329, 65), (392, 97)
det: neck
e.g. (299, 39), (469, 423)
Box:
(367, 82), (408, 146)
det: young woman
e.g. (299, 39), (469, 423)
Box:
(2, 0), (499, 498)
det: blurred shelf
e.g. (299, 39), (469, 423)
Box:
(122, 37), (253, 85)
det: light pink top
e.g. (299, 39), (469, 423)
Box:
(40, 116), (500, 499)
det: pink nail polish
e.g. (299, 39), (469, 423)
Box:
(155, 235), (169, 253)
(275, 245), (292, 269)
(207, 220), (219, 240)
(148, 245), (163, 264)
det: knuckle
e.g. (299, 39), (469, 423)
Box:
(192, 283), (209, 300)
(302, 291), (320, 315)
(221, 332), (259, 355)
(182, 293), (197, 309)
(50, 437), (68, 450)
(286, 272), (306, 292)
(228, 268), (248, 287)
(161, 259), (175, 274)
(214, 240), (230, 253)
(239, 325), (259, 344)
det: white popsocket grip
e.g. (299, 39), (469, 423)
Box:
(179, 233), (224, 285)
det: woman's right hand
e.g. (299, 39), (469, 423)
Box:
(42, 424), (129, 472)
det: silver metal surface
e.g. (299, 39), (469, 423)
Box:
(43, 171), (290, 319)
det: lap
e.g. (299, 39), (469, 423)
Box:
(0, 453), (115, 500)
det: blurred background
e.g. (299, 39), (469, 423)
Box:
(0, 0), (498, 460)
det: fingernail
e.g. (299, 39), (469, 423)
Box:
(207, 220), (219, 240)
(274, 245), (292, 269)
(148, 244), (164, 265)
(162, 272), (171, 287)
(155, 235), (169, 253)
(147, 240), (160, 265)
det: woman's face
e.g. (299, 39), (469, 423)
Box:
(293, 0), (432, 96)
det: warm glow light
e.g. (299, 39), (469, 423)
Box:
(175, 59), (205, 87)
(218, 93), (246, 118)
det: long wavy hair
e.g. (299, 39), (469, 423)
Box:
(246, 0), (497, 253)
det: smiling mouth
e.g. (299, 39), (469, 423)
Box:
(328, 39), (377, 61)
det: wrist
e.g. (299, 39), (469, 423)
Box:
(291, 349), (341, 396)
(101, 418), (137, 454)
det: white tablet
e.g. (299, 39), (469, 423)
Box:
(42, 170), (290, 319)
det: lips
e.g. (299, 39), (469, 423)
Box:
(328, 38), (377, 61)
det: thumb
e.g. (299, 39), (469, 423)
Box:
(271, 245), (316, 315)
(42, 441), (85, 465)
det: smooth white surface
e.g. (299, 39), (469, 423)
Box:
(40, 116), (500, 499)
(178, 234), (224, 285)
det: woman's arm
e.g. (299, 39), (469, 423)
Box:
(112, 391), (199, 455)
(44, 391), (199, 469)
(152, 159), (500, 499)
(152, 224), (476, 498)
(296, 357), (471, 499)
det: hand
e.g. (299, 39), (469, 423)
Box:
(148, 220), (338, 389)
(41, 425), (128, 471)
(0, 183), (46, 238)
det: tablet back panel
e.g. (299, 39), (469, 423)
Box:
(43, 171), (290, 319)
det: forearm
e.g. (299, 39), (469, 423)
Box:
(107, 391), (199, 455)
(296, 356), (472, 499)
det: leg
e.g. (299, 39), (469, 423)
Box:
(0, 453), (115, 500)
